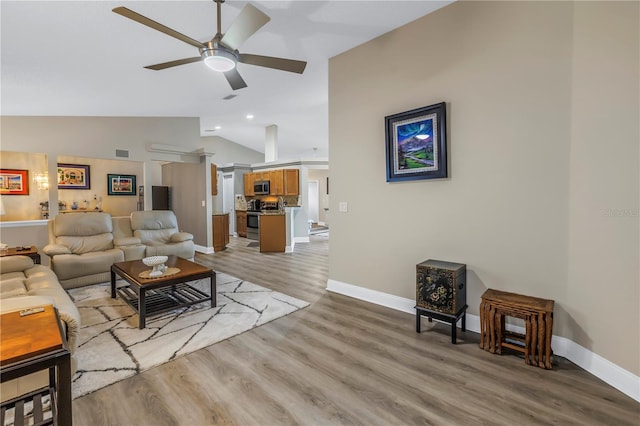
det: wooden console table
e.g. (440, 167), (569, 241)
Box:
(480, 289), (554, 369)
(0, 305), (72, 425)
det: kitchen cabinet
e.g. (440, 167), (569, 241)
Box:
(236, 210), (247, 237)
(212, 213), (229, 252)
(244, 169), (299, 196)
(251, 171), (264, 181)
(211, 164), (218, 196)
(244, 172), (255, 196)
(269, 169), (284, 195)
(259, 214), (286, 253)
(284, 169), (299, 196)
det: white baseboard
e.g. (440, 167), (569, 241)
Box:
(294, 237), (310, 243)
(194, 244), (213, 254)
(286, 240), (295, 253)
(326, 279), (640, 403)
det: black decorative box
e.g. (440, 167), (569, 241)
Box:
(416, 259), (466, 316)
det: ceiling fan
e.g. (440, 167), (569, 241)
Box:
(113, 0), (307, 90)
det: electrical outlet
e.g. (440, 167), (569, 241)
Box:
(339, 202), (348, 212)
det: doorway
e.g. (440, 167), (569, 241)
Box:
(308, 180), (319, 226)
(223, 173), (234, 235)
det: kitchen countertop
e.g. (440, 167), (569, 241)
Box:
(212, 212), (229, 216)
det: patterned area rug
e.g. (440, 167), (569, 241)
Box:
(68, 273), (309, 399)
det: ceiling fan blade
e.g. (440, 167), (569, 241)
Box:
(113, 7), (205, 49)
(145, 57), (202, 71)
(224, 68), (248, 91)
(238, 53), (307, 74)
(220, 4), (270, 50)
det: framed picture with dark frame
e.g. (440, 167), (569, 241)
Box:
(385, 102), (447, 182)
(107, 174), (136, 196)
(0, 169), (29, 195)
(57, 163), (90, 189)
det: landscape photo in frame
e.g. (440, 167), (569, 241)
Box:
(385, 102), (447, 182)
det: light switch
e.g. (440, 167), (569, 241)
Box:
(339, 202), (348, 212)
(201, 200), (206, 207)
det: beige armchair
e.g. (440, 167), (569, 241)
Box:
(43, 212), (124, 289)
(129, 210), (195, 260)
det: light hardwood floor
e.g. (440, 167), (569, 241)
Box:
(73, 234), (639, 425)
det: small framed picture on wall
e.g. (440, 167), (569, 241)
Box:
(0, 169), (29, 195)
(57, 163), (91, 189)
(385, 102), (447, 182)
(107, 174), (137, 196)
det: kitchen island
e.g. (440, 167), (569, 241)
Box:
(212, 212), (229, 252)
(259, 213), (285, 253)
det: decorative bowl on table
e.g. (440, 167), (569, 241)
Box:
(142, 255), (168, 277)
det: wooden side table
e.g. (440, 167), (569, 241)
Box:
(0, 246), (41, 264)
(0, 305), (72, 425)
(480, 289), (554, 369)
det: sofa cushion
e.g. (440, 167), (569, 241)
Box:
(56, 233), (114, 254)
(0, 255), (34, 273)
(170, 232), (194, 243)
(144, 241), (194, 259)
(43, 244), (72, 256)
(130, 210), (178, 231)
(54, 211), (113, 236)
(24, 265), (61, 291)
(51, 248), (124, 281)
(113, 236), (142, 246)
(112, 215), (135, 239)
(133, 228), (177, 245)
(0, 278), (28, 298)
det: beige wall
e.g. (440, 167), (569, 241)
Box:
(56, 155), (143, 217)
(329, 0), (638, 375)
(162, 161), (208, 247)
(0, 151), (49, 220)
(566, 2), (639, 371)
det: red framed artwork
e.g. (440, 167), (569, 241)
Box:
(0, 169), (29, 195)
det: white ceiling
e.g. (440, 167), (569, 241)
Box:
(1, 1), (451, 159)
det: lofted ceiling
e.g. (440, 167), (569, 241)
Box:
(1, 1), (452, 159)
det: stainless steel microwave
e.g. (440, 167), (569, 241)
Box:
(254, 180), (270, 195)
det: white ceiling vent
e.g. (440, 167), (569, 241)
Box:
(223, 94), (237, 100)
(115, 149), (129, 158)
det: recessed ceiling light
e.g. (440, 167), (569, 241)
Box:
(215, 125), (222, 130)
(246, 114), (254, 120)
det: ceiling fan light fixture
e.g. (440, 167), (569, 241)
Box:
(202, 48), (237, 72)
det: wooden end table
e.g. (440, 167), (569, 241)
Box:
(0, 246), (41, 264)
(480, 289), (554, 369)
(111, 255), (216, 329)
(0, 305), (72, 426)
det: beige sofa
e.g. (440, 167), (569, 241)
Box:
(129, 210), (195, 259)
(43, 211), (195, 289)
(0, 255), (80, 401)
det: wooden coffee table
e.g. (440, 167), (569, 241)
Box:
(111, 255), (216, 329)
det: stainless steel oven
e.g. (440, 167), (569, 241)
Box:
(247, 211), (259, 240)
